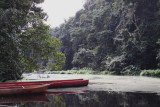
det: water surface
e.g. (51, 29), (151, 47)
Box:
(1, 91), (160, 107)
(2, 74), (160, 107)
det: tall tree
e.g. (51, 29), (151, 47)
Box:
(0, 0), (65, 81)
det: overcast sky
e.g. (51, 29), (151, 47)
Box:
(40, 0), (86, 28)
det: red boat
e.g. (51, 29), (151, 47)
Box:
(50, 80), (89, 88)
(0, 79), (89, 88)
(0, 84), (49, 95)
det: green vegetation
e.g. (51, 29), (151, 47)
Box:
(51, 0), (160, 77)
(0, 0), (65, 81)
(1, 0), (160, 80)
(45, 70), (110, 75)
(45, 69), (160, 78)
(140, 69), (160, 78)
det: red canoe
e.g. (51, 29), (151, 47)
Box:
(49, 80), (89, 88)
(0, 84), (49, 95)
(0, 79), (89, 88)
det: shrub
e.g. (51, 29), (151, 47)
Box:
(140, 69), (160, 78)
(100, 70), (112, 75)
(121, 65), (141, 76)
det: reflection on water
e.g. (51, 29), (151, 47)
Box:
(0, 93), (49, 103)
(0, 91), (160, 107)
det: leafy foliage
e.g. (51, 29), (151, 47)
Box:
(140, 69), (160, 78)
(157, 39), (160, 67)
(72, 48), (95, 68)
(20, 22), (65, 72)
(47, 51), (66, 71)
(51, 0), (160, 75)
(121, 65), (141, 76)
(0, 0), (65, 81)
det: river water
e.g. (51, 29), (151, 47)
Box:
(0, 74), (160, 107)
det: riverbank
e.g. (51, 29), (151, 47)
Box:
(43, 69), (160, 78)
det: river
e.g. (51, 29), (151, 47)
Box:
(0, 74), (160, 107)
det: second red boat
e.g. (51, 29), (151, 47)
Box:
(0, 79), (89, 88)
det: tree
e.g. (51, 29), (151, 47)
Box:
(20, 22), (65, 72)
(157, 39), (160, 68)
(51, 0), (160, 73)
(0, 0), (65, 81)
(72, 48), (95, 68)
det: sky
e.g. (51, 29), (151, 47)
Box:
(39, 0), (86, 28)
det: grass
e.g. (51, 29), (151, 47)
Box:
(44, 69), (160, 78)
(140, 69), (160, 78)
(45, 70), (111, 75)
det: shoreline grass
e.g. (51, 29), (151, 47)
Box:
(45, 70), (111, 75)
(44, 69), (160, 78)
(140, 69), (160, 78)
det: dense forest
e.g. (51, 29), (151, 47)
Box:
(51, 0), (160, 75)
(1, 0), (160, 81)
(0, 0), (65, 81)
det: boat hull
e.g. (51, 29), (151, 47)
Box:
(50, 80), (89, 88)
(0, 84), (49, 95)
(0, 79), (89, 88)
